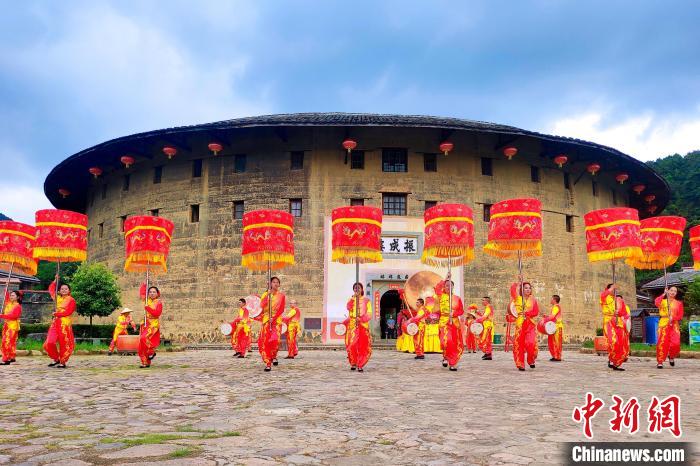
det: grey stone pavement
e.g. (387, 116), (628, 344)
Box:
(0, 350), (697, 465)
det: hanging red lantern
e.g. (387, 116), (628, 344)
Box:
(615, 173), (629, 184)
(644, 194), (656, 204)
(587, 163), (601, 175)
(58, 188), (71, 198)
(208, 142), (223, 155)
(163, 146), (177, 159)
(648, 205), (658, 214)
(120, 156), (135, 168)
(632, 184), (645, 195)
(553, 154), (568, 168)
(88, 167), (103, 178)
(342, 138), (357, 154)
(503, 146), (518, 160)
(439, 141), (454, 156)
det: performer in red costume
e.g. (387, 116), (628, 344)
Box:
(1, 290), (22, 364)
(510, 281), (539, 371)
(435, 273), (464, 371)
(464, 304), (478, 353)
(546, 295), (563, 361)
(44, 279), (76, 368)
(138, 286), (163, 368)
(343, 283), (372, 372)
(600, 283), (617, 368)
(283, 299), (301, 359)
(655, 287), (684, 369)
(475, 296), (493, 360)
(608, 294), (630, 371)
(409, 298), (427, 359)
(231, 298), (252, 358)
(255, 276), (286, 371)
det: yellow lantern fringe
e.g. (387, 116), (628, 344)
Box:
(626, 252), (680, 270)
(420, 246), (474, 266)
(585, 246), (642, 264)
(124, 253), (168, 274)
(331, 248), (383, 265)
(482, 240), (542, 259)
(33, 247), (87, 263)
(242, 252), (295, 271)
(0, 253), (38, 276)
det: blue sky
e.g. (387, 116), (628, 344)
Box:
(1, 1), (699, 223)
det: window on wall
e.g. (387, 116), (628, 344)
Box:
(149, 209), (159, 217)
(234, 154), (247, 173)
(122, 174), (130, 191)
(566, 215), (574, 233)
(290, 151), (304, 170)
(192, 159), (203, 178)
(382, 193), (407, 216)
(120, 215), (127, 232)
(290, 199), (303, 217)
(531, 166), (540, 183)
(350, 150), (364, 169)
(564, 173), (572, 190)
(153, 166), (163, 184)
(304, 318), (322, 330)
(481, 157), (493, 176)
(382, 148), (407, 172)
(592, 180), (599, 197)
(612, 190), (618, 205)
(350, 198), (364, 206)
(101, 184), (108, 199)
(233, 201), (244, 220)
(98, 222), (104, 239)
(190, 204), (200, 223)
(424, 200), (437, 211)
(483, 204), (492, 222)
(423, 153), (437, 172)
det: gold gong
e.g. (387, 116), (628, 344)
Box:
(404, 271), (442, 310)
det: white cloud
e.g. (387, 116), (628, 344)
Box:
(545, 109), (700, 161)
(0, 185), (52, 224)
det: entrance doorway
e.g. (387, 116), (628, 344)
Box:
(379, 289), (402, 339)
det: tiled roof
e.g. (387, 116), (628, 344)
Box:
(641, 269), (700, 289)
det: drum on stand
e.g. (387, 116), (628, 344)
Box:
(116, 334), (139, 353)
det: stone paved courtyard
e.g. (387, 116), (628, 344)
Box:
(0, 350), (697, 465)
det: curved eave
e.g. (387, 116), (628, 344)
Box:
(44, 112), (671, 216)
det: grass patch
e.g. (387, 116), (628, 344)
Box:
(101, 430), (241, 446)
(378, 439), (393, 445)
(581, 341), (700, 351)
(170, 446), (200, 458)
(17, 339), (110, 351)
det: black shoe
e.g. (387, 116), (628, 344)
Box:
(350, 366), (357, 371)
(529, 364), (536, 369)
(9, 359), (15, 363)
(0, 361), (10, 365)
(233, 352), (240, 357)
(612, 366), (625, 371)
(108, 351), (113, 356)
(272, 359), (279, 366)
(449, 366), (457, 371)
(657, 364), (663, 369)
(669, 358), (675, 367)
(518, 367), (525, 371)
(414, 355), (425, 359)
(483, 355), (492, 360)
(148, 352), (156, 361)
(608, 362), (613, 368)
(57, 364), (67, 369)
(442, 360), (448, 367)
(139, 365), (149, 368)
(284, 356), (294, 359)
(481, 354), (488, 359)
(48, 361), (59, 367)
(357, 367), (364, 372)
(238, 355), (245, 358)
(264, 366), (271, 372)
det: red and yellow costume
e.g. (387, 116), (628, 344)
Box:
(44, 281), (76, 365)
(605, 295), (630, 368)
(476, 304), (493, 355)
(464, 306), (478, 353)
(547, 303), (563, 360)
(655, 294), (683, 365)
(255, 290), (286, 367)
(600, 288), (616, 365)
(343, 295), (372, 369)
(423, 298), (441, 353)
(1, 293), (21, 363)
(138, 297), (162, 366)
(510, 283), (539, 369)
(409, 303), (427, 357)
(231, 306), (252, 357)
(396, 308), (415, 353)
(435, 280), (464, 367)
(282, 304), (301, 358)
(109, 312), (136, 352)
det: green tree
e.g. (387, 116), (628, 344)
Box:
(69, 262), (122, 336)
(685, 275), (700, 316)
(36, 260), (81, 289)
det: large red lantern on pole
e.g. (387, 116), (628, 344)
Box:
(690, 225), (700, 270)
(0, 221), (38, 276)
(422, 203), (474, 266)
(124, 216), (175, 274)
(242, 210), (295, 272)
(34, 209), (88, 263)
(483, 198), (543, 259)
(626, 216), (686, 270)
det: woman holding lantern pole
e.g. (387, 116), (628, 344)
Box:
(510, 280), (539, 371)
(1, 290), (22, 364)
(655, 286), (683, 369)
(435, 275), (464, 371)
(45, 279), (76, 368)
(343, 282), (372, 372)
(138, 286), (163, 368)
(255, 276), (286, 371)
(600, 283), (618, 368)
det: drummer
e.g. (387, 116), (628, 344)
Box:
(231, 298), (252, 358)
(108, 308), (137, 355)
(464, 304), (478, 354)
(475, 297), (493, 360)
(547, 295), (563, 362)
(410, 298), (428, 359)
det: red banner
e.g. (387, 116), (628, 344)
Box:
(241, 209), (294, 271)
(626, 216), (686, 270)
(422, 203), (474, 266)
(0, 221), (38, 275)
(331, 206), (383, 264)
(583, 207), (642, 263)
(124, 215), (175, 274)
(34, 209), (88, 263)
(483, 198), (542, 259)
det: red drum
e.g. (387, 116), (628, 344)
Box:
(406, 322), (419, 336)
(245, 295), (262, 318)
(116, 335), (139, 352)
(220, 323), (233, 336)
(470, 322), (484, 335)
(335, 323), (347, 336)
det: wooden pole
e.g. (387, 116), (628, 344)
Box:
(1, 262), (14, 312)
